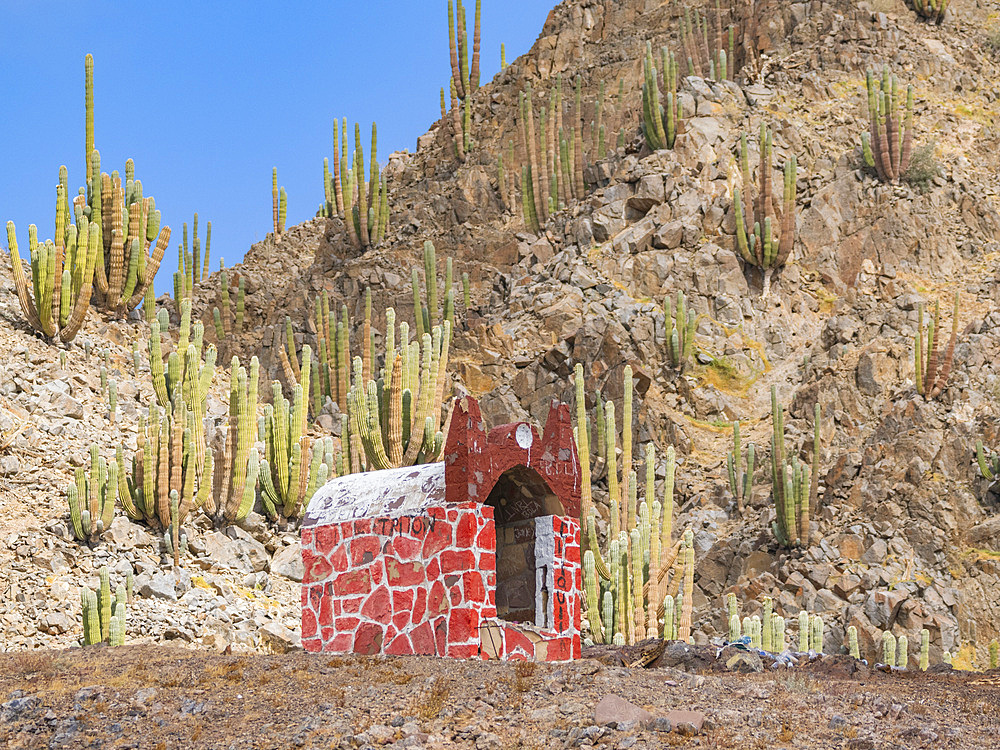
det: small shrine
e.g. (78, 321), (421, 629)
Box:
(300, 396), (582, 660)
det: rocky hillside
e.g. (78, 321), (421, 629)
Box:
(2, 0), (1000, 678)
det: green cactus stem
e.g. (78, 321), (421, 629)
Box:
(81, 565), (129, 646)
(882, 631), (897, 667)
(642, 42), (682, 151)
(848, 625), (860, 659)
(920, 628), (930, 670)
(727, 420), (755, 515)
(798, 610), (810, 652)
(898, 634), (909, 670)
(664, 291), (696, 370)
(733, 124), (798, 298)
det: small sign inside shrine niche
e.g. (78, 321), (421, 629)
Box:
(300, 396), (583, 661)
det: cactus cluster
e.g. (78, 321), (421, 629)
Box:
(261, 352), (335, 524)
(861, 68), (915, 185)
(292, 243), (457, 421)
(725, 594), (791, 653)
(910, 0), (948, 25)
(577, 363), (688, 646)
(445, 0), (481, 161)
(678, 4), (738, 81)
(510, 76), (589, 232)
(770, 388), (820, 547)
(663, 291), (696, 371)
(914, 292), (959, 400)
(320, 121), (389, 250)
(5, 184), (100, 343)
(81, 566), (130, 646)
(174, 213), (211, 308)
(346, 313), (452, 472)
(733, 124), (798, 297)
(120, 300), (216, 563)
(642, 42), (682, 151)
(212, 261), (246, 344)
(66, 444), (117, 544)
(727, 421), (755, 515)
(204, 356), (261, 526)
(272, 168), (287, 236)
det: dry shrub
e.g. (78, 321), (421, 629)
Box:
(412, 677), (450, 720)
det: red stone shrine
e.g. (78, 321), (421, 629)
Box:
(300, 396), (583, 660)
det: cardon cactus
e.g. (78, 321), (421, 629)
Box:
(664, 291), (696, 370)
(6, 182), (100, 343)
(910, 0), (948, 26)
(770, 387), (819, 547)
(118, 388), (214, 544)
(320, 121), (389, 249)
(81, 565), (128, 646)
(67, 444), (117, 544)
(733, 124), (798, 297)
(810, 614), (824, 654)
(989, 639), (998, 670)
(678, 5), (736, 81)
(576, 362), (682, 645)
(920, 628), (930, 670)
(727, 420), (755, 515)
(798, 610), (810, 652)
(641, 42), (682, 151)
(861, 68), (914, 185)
(914, 293), (960, 400)
(261, 355), (335, 525)
(446, 0), (481, 158)
(205, 356), (261, 526)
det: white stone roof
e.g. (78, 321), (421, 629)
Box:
(301, 462), (447, 528)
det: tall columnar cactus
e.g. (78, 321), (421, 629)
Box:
(81, 566), (128, 646)
(213, 261), (246, 343)
(914, 292), (959, 400)
(119, 331), (214, 548)
(678, 4), (737, 81)
(203, 356), (261, 526)
(727, 420), (755, 515)
(272, 168), (283, 236)
(898, 634), (909, 670)
(664, 291), (696, 371)
(920, 628), (930, 670)
(78, 56), (170, 318)
(642, 42), (682, 151)
(321, 121), (389, 249)
(733, 124), (798, 298)
(798, 610), (810, 652)
(769, 387), (820, 548)
(174, 213), (210, 308)
(861, 67), (915, 185)
(346, 313), (453, 472)
(260, 347), (335, 525)
(910, 0), (948, 27)
(989, 639), (998, 670)
(66, 444), (118, 544)
(576, 363), (683, 646)
(446, 0), (481, 158)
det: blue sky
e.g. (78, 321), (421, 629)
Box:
(1, 1), (553, 295)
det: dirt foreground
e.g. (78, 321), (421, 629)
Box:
(1, 645), (998, 749)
